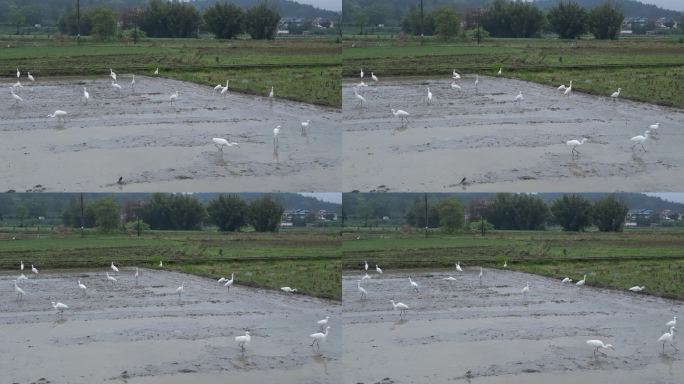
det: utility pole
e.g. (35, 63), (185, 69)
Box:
(420, 0), (424, 44)
(80, 192), (84, 238)
(477, 8), (482, 46)
(76, 0), (81, 45)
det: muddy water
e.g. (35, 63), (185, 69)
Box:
(0, 269), (341, 383)
(342, 77), (684, 192)
(342, 268), (683, 384)
(0, 76), (340, 192)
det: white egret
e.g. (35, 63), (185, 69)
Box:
(362, 273), (371, 281)
(649, 122), (660, 132)
(273, 125), (281, 148)
(131, 75), (136, 91)
(357, 81), (368, 88)
(390, 300), (409, 317)
(170, 90), (178, 104)
(576, 274), (586, 286)
(522, 281), (530, 298)
(110, 68), (117, 80)
(364, 260), (368, 271)
(451, 81), (461, 90)
(301, 119), (311, 134)
(630, 131), (650, 152)
(48, 110), (68, 123)
(220, 80), (229, 97)
(360, 68), (364, 78)
(83, 87), (90, 104)
(14, 280), (25, 301)
(224, 273), (235, 290)
(154, 67), (159, 75)
(269, 86), (274, 99)
(587, 339), (614, 356)
(214, 83), (223, 91)
(427, 87), (433, 104)
(375, 265), (383, 274)
(106, 272), (117, 283)
(456, 263), (463, 272)
(514, 91), (523, 106)
(212, 138), (239, 152)
(17, 273), (28, 281)
(629, 286), (645, 292)
(20, 260), (24, 271)
(474, 74), (480, 90)
(503, 260), (508, 268)
(175, 281), (185, 299)
(443, 276), (457, 282)
(391, 108), (409, 124)
(564, 80), (573, 97)
(497, 67), (502, 75)
(51, 301), (69, 316)
(11, 88), (24, 104)
(31, 264), (38, 274)
(452, 69), (461, 80)
(27, 72), (34, 82)
(371, 72), (378, 82)
(281, 286), (298, 293)
(479, 267), (484, 284)
(658, 327), (677, 353)
(111, 81), (122, 90)
(78, 280), (87, 296)
(610, 88), (621, 100)
(110, 262), (119, 273)
(558, 84), (567, 91)
(666, 316), (677, 329)
(135, 267), (139, 285)
(218, 277), (227, 283)
(310, 326), (330, 350)
(561, 277), (572, 283)
(354, 87), (366, 107)
(317, 316), (330, 329)
(408, 277), (419, 292)
(16, 68), (20, 77)
(12, 80), (23, 89)
(235, 331), (251, 351)
(159, 260), (163, 267)
(566, 138), (588, 158)
(357, 280), (367, 300)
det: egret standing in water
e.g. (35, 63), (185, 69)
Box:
(567, 138), (588, 158)
(514, 91), (523, 107)
(631, 131), (650, 152)
(78, 280), (87, 296)
(235, 331), (251, 351)
(106, 272), (117, 284)
(587, 339), (614, 357)
(375, 265), (383, 274)
(478, 267), (484, 285)
(426, 87), (433, 104)
(27, 72), (35, 82)
(354, 87), (366, 108)
(360, 68), (364, 78)
(310, 326), (330, 351)
(170, 90), (178, 105)
(522, 281), (530, 299)
(364, 260), (368, 271)
(48, 110), (68, 123)
(83, 87), (90, 104)
(564, 81), (573, 97)
(10, 87), (23, 104)
(52, 301), (69, 317)
(20, 260), (24, 271)
(14, 280), (25, 301)
(135, 267), (140, 286)
(357, 280), (367, 300)
(268, 86), (274, 100)
(408, 277), (419, 293)
(317, 316), (330, 330)
(301, 119), (310, 135)
(224, 273), (235, 290)
(110, 262), (119, 273)
(212, 138), (239, 153)
(131, 75), (136, 92)
(456, 262), (463, 272)
(31, 264), (39, 274)
(576, 275), (586, 286)
(390, 300), (409, 318)
(658, 327), (677, 353)
(175, 282), (185, 300)
(273, 125), (281, 150)
(110, 68), (117, 81)
(371, 72), (378, 82)
(391, 108), (410, 124)
(610, 88), (621, 101)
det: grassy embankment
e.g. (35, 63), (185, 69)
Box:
(0, 228), (341, 299)
(342, 227), (684, 300)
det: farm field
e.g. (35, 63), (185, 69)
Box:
(0, 229), (341, 299)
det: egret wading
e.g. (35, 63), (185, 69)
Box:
(236, 331), (251, 351)
(567, 138), (588, 158)
(357, 280), (367, 300)
(390, 300), (409, 318)
(310, 326), (330, 351)
(587, 339), (614, 357)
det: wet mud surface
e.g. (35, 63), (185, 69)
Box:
(343, 76), (684, 192)
(342, 268), (683, 384)
(1, 269), (341, 383)
(1, 76), (340, 192)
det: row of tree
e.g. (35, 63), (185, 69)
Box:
(402, 194), (630, 233)
(61, 193), (285, 233)
(398, 0), (625, 40)
(57, 0), (281, 40)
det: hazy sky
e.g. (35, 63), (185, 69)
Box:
(297, 0), (341, 12)
(641, 0), (684, 12)
(300, 192), (342, 204)
(646, 193), (684, 204)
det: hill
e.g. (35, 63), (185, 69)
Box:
(533, 0), (681, 19)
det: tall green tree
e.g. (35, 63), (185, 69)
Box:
(547, 1), (587, 39)
(140, 0), (201, 38)
(550, 194), (593, 231)
(588, 3), (624, 40)
(483, 0), (545, 38)
(207, 194), (248, 232)
(140, 193), (205, 230)
(249, 195), (284, 232)
(90, 7), (117, 40)
(9, 6), (25, 34)
(204, 2), (244, 39)
(405, 198), (440, 228)
(437, 198), (464, 233)
(593, 195), (629, 232)
(433, 6), (460, 41)
(245, 2), (280, 40)
(485, 194), (548, 230)
(92, 198), (120, 233)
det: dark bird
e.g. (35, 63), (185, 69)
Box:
(117, 177), (124, 185)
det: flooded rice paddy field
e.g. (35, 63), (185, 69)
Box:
(1, 269), (341, 384)
(342, 76), (684, 192)
(0, 76), (340, 192)
(342, 268), (683, 384)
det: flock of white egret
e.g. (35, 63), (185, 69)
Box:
(352, 68), (664, 159)
(10, 260), (332, 352)
(353, 261), (679, 357)
(8, 67), (313, 164)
